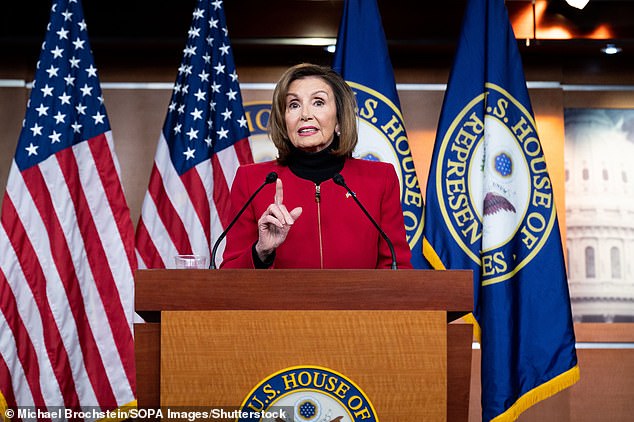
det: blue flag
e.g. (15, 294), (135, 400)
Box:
(332, 0), (426, 269)
(422, 0), (579, 420)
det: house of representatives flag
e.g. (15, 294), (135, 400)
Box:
(0, 0), (137, 417)
(135, 0), (253, 269)
(422, 0), (579, 420)
(332, 0), (426, 268)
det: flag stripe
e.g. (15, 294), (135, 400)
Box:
(146, 162), (194, 254)
(134, 219), (164, 268)
(0, 352), (17, 410)
(1, 0), (137, 414)
(235, 138), (254, 166)
(0, 197), (80, 409)
(66, 140), (135, 393)
(135, 0), (253, 269)
(210, 154), (231, 228)
(90, 132), (138, 284)
(0, 270), (49, 409)
(212, 137), (250, 229)
(3, 165), (101, 410)
(22, 162), (117, 409)
(181, 168), (212, 247)
(196, 159), (225, 268)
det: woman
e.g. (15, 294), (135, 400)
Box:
(221, 63), (412, 269)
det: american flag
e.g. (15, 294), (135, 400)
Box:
(0, 0), (137, 417)
(135, 0), (253, 269)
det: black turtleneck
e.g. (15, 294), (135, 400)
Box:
(287, 142), (345, 185)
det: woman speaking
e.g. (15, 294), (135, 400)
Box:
(221, 63), (412, 269)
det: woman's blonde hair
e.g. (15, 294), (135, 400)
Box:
(268, 63), (358, 164)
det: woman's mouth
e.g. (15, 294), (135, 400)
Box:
(298, 126), (318, 136)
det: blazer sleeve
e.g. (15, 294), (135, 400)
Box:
(378, 164), (413, 269)
(219, 166), (259, 268)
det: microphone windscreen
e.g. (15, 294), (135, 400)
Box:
(332, 173), (345, 186)
(265, 172), (278, 184)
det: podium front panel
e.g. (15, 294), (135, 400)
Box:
(161, 310), (447, 421)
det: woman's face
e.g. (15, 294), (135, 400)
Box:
(284, 76), (339, 153)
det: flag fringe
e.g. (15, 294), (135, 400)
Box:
(490, 365), (580, 422)
(0, 394), (137, 422)
(97, 400), (138, 422)
(0, 391), (7, 422)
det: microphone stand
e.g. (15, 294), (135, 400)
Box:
(332, 173), (398, 270)
(209, 172), (278, 269)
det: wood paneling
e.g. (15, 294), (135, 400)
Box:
(135, 269), (474, 420)
(161, 310), (446, 420)
(471, 348), (634, 422)
(134, 269), (473, 312)
(0, 87), (27, 198)
(134, 323), (160, 408)
(574, 322), (634, 342)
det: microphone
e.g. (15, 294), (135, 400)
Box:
(209, 171), (278, 269)
(332, 173), (398, 270)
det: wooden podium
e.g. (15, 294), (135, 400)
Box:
(134, 269), (473, 421)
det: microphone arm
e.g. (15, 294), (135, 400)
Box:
(332, 173), (398, 270)
(209, 171), (278, 269)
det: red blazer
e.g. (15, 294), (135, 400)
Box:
(221, 158), (413, 269)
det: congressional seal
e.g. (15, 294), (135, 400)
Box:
(238, 365), (379, 422)
(435, 83), (557, 285)
(349, 82), (424, 253)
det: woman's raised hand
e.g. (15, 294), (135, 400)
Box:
(255, 178), (303, 261)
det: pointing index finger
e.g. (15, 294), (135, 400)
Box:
(274, 178), (283, 205)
